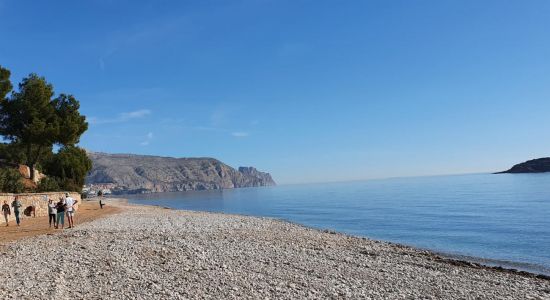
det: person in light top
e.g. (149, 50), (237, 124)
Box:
(64, 193), (78, 229)
(11, 196), (22, 226)
(47, 198), (57, 228)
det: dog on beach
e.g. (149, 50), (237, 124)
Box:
(23, 206), (36, 217)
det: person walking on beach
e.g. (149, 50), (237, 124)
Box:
(64, 193), (78, 228)
(2, 201), (10, 226)
(47, 198), (57, 228)
(11, 196), (22, 226)
(55, 198), (66, 229)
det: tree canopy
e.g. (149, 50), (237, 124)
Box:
(0, 65), (91, 192)
(0, 66), (12, 100)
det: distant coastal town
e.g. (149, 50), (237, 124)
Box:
(82, 183), (114, 197)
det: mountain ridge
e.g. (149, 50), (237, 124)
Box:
(85, 152), (276, 194)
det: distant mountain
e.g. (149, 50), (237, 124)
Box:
(86, 152), (276, 194)
(495, 157), (550, 174)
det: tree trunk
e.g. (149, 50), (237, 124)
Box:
(29, 163), (35, 181)
(27, 144), (42, 182)
(26, 144), (34, 181)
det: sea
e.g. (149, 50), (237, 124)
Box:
(125, 173), (550, 275)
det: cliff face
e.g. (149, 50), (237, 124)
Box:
(238, 167), (277, 186)
(495, 157), (550, 174)
(86, 152), (275, 194)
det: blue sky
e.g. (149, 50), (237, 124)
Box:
(1, 1), (549, 184)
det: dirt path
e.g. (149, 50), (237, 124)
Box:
(0, 200), (120, 245)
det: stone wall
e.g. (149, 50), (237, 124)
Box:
(0, 192), (81, 224)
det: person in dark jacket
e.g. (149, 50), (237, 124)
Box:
(55, 198), (66, 229)
(2, 201), (10, 226)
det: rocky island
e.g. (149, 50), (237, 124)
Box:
(496, 157), (550, 174)
(86, 152), (275, 194)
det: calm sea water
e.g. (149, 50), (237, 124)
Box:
(125, 173), (550, 275)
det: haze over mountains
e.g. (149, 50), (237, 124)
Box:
(86, 152), (275, 194)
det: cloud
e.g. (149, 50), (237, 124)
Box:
(140, 132), (154, 146)
(231, 132), (249, 138)
(97, 16), (187, 70)
(194, 126), (225, 132)
(89, 109), (151, 125)
(119, 109), (151, 120)
(157, 107), (257, 139)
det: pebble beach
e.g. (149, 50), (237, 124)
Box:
(0, 201), (548, 299)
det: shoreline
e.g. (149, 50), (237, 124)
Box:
(117, 200), (550, 283)
(433, 250), (550, 279)
(260, 211), (550, 281)
(121, 197), (550, 279)
(0, 199), (548, 298)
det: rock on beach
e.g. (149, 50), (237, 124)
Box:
(0, 202), (548, 299)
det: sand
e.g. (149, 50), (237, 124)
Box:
(0, 199), (120, 245)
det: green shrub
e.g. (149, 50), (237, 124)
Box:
(0, 168), (25, 193)
(58, 178), (82, 193)
(37, 176), (85, 193)
(37, 177), (60, 192)
(43, 146), (91, 193)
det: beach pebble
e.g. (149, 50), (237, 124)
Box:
(0, 202), (547, 299)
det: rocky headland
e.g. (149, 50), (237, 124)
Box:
(0, 200), (548, 299)
(86, 152), (275, 194)
(496, 157), (550, 174)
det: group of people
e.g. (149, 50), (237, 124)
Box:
(1, 193), (78, 229)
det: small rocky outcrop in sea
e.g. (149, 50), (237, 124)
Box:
(495, 157), (550, 174)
